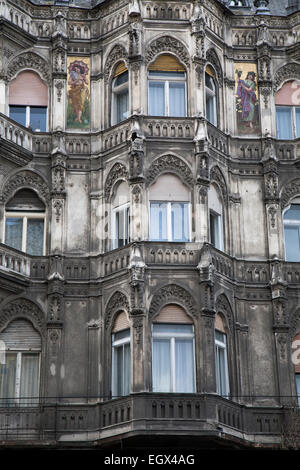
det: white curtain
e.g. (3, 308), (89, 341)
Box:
(26, 218), (44, 256)
(150, 203), (167, 241)
(0, 353), (17, 407)
(20, 354), (39, 406)
(169, 82), (185, 117)
(5, 218), (23, 251)
(276, 107), (292, 139)
(284, 225), (300, 261)
(175, 340), (194, 393)
(149, 82), (165, 116)
(296, 108), (300, 138)
(116, 90), (129, 123)
(152, 339), (171, 392)
(171, 203), (189, 242)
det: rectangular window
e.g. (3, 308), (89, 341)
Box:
(284, 224), (300, 262)
(296, 374), (300, 407)
(116, 90), (129, 124)
(215, 330), (229, 398)
(276, 106), (293, 140)
(5, 214), (45, 256)
(0, 352), (40, 407)
(113, 205), (129, 249)
(112, 329), (131, 397)
(152, 324), (195, 393)
(149, 82), (165, 116)
(150, 202), (190, 242)
(296, 107), (300, 138)
(148, 71), (186, 117)
(210, 210), (223, 250)
(9, 105), (47, 132)
(169, 82), (186, 117)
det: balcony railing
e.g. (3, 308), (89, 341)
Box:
(0, 394), (288, 445)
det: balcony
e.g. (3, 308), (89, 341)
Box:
(0, 393), (287, 447)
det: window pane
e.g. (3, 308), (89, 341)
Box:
(175, 339), (194, 393)
(153, 324), (193, 335)
(113, 336), (130, 397)
(296, 108), (300, 139)
(205, 73), (215, 91)
(206, 94), (216, 125)
(26, 219), (44, 256)
(149, 71), (185, 79)
(30, 107), (47, 132)
(210, 212), (221, 249)
(171, 203), (189, 242)
(276, 107), (293, 140)
(114, 71), (128, 87)
(123, 343), (130, 396)
(9, 106), (27, 127)
(20, 354), (39, 407)
(296, 374), (300, 407)
(284, 205), (300, 221)
(0, 353), (17, 407)
(216, 346), (228, 397)
(284, 225), (300, 261)
(169, 82), (185, 117)
(215, 330), (226, 343)
(5, 218), (23, 251)
(116, 90), (129, 123)
(149, 82), (165, 116)
(150, 203), (167, 241)
(114, 346), (123, 396)
(152, 339), (170, 392)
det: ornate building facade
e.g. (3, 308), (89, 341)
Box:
(0, 0), (300, 450)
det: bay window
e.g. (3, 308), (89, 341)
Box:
(111, 312), (131, 398)
(275, 81), (300, 140)
(152, 305), (195, 393)
(208, 184), (224, 251)
(111, 181), (130, 249)
(283, 203), (300, 262)
(205, 66), (217, 126)
(0, 319), (41, 407)
(215, 314), (229, 398)
(9, 71), (48, 132)
(4, 189), (46, 256)
(148, 54), (186, 117)
(111, 63), (129, 125)
(149, 173), (190, 242)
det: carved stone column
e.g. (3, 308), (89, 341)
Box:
(87, 318), (101, 402)
(263, 155), (280, 259)
(197, 244), (216, 393)
(51, 10), (68, 131)
(50, 139), (67, 253)
(46, 256), (65, 401)
(129, 132), (145, 242)
(194, 118), (210, 243)
(270, 259), (291, 405)
(129, 243), (146, 392)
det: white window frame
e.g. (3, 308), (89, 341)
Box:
(111, 72), (129, 126)
(283, 203), (300, 261)
(9, 105), (48, 132)
(152, 324), (196, 393)
(148, 71), (187, 117)
(4, 212), (46, 255)
(215, 330), (230, 398)
(209, 209), (224, 251)
(205, 73), (217, 126)
(111, 202), (130, 250)
(276, 105), (300, 140)
(1, 350), (41, 407)
(111, 329), (131, 398)
(149, 201), (191, 242)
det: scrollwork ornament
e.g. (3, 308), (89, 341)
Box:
(105, 291), (130, 329)
(104, 163), (129, 201)
(146, 36), (190, 69)
(146, 155), (193, 188)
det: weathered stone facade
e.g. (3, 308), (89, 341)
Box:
(0, 0), (300, 450)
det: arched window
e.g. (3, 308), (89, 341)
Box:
(275, 81), (300, 140)
(9, 71), (48, 132)
(208, 183), (224, 251)
(4, 189), (46, 256)
(292, 331), (300, 407)
(283, 200), (300, 262)
(111, 181), (130, 249)
(205, 66), (217, 126)
(152, 304), (195, 393)
(111, 62), (129, 125)
(215, 314), (229, 398)
(111, 311), (131, 397)
(149, 173), (190, 242)
(0, 319), (41, 407)
(148, 54), (186, 117)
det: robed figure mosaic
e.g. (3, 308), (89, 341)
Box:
(235, 63), (260, 135)
(67, 57), (90, 128)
